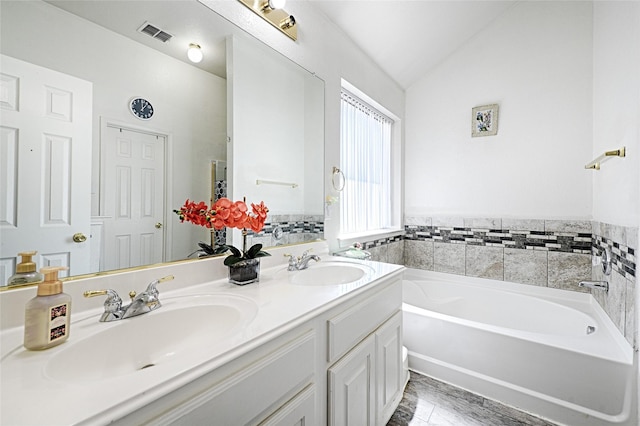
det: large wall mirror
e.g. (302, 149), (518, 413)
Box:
(0, 0), (325, 287)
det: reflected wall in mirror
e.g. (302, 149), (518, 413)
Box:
(0, 0), (324, 287)
(227, 35), (325, 249)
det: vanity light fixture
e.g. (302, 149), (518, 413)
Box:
(187, 43), (203, 63)
(238, 0), (297, 41)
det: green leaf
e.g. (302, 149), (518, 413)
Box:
(223, 255), (244, 266)
(246, 243), (263, 259)
(197, 242), (215, 255)
(215, 245), (242, 258)
(213, 245), (231, 255)
(228, 245), (242, 258)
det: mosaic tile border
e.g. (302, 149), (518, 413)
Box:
(593, 235), (636, 279)
(362, 235), (403, 250)
(259, 215), (324, 237)
(213, 180), (227, 246)
(404, 225), (592, 254)
(353, 220), (636, 279)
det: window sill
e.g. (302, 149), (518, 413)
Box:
(337, 228), (405, 247)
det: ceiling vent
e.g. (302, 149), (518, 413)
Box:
(137, 21), (173, 43)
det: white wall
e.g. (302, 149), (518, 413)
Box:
(405, 1), (593, 220)
(592, 2), (640, 228)
(0, 1), (227, 261)
(200, 0), (405, 250)
(592, 4), (640, 424)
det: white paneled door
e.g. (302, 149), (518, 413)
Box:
(101, 125), (165, 271)
(0, 55), (92, 279)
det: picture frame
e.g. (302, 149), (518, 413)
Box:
(471, 104), (499, 137)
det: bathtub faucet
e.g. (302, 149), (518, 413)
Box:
(578, 280), (609, 293)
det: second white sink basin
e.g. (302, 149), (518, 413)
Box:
(288, 261), (373, 286)
(44, 293), (258, 383)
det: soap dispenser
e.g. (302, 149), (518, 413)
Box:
(24, 266), (71, 350)
(7, 251), (44, 286)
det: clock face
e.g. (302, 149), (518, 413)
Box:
(129, 97), (154, 120)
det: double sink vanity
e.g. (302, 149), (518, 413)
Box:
(0, 242), (405, 425)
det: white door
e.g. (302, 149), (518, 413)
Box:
(0, 55), (92, 279)
(101, 125), (165, 271)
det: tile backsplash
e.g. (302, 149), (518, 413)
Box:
(357, 217), (637, 349)
(248, 215), (324, 247)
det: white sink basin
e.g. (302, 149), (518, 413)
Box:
(44, 294), (258, 383)
(287, 261), (373, 286)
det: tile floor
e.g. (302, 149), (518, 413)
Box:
(387, 371), (558, 426)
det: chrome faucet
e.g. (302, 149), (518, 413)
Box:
(84, 275), (174, 322)
(285, 250), (320, 271)
(578, 280), (609, 293)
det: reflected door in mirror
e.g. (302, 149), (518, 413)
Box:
(101, 126), (165, 271)
(0, 55), (92, 282)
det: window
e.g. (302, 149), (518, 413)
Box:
(340, 88), (396, 236)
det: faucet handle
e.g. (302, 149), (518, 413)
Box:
(84, 288), (121, 303)
(144, 275), (174, 295)
(84, 289), (123, 320)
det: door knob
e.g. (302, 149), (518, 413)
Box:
(155, 222), (163, 229)
(72, 233), (87, 243)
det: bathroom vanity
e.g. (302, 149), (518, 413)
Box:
(0, 243), (405, 425)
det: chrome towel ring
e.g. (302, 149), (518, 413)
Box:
(332, 166), (345, 192)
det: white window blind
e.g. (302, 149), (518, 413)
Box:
(340, 89), (393, 235)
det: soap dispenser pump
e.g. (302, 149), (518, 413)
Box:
(7, 251), (44, 286)
(24, 266), (71, 351)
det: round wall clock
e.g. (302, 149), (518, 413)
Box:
(129, 97), (154, 120)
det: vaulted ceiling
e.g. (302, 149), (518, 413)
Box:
(308, 0), (516, 89)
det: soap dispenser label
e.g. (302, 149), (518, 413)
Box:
(48, 304), (69, 343)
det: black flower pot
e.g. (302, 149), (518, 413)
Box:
(228, 258), (260, 285)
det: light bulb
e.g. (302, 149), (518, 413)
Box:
(187, 43), (203, 63)
(268, 0), (286, 9)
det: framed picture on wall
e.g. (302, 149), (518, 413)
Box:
(471, 104), (499, 137)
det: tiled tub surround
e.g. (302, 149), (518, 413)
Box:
(357, 218), (637, 348)
(592, 221), (638, 348)
(403, 218), (595, 290)
(363, 235), (405, 265)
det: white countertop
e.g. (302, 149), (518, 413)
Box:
(0, 253), (403, 425)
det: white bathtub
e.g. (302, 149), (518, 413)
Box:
(402, 269), (636, 426)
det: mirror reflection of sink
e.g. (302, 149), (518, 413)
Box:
(288, 262), (374, 286)
(44, 294), (258, 383)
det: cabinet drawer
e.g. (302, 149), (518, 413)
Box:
(327, 280), (401, 363)
(259, 384), (316, 426)
(155, 330), (315, 425)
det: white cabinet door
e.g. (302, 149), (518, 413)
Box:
(328, 334), (376, 426)
(0, 54), (92, 278)
(375, 311), (403, 425)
